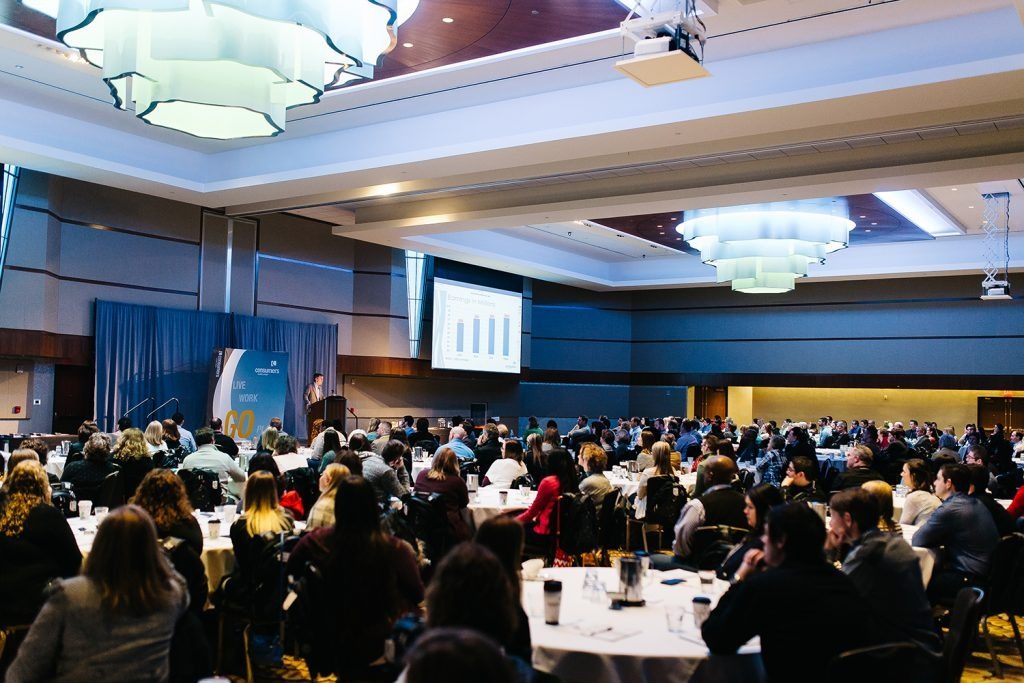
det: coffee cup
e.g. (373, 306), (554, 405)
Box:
(543, 580), (563, 625)
(77, 500), (92, 519)
(94, 506), (109, 523)
(208, 519), (222, 539)
(498, 490), (509, 506)
(692, 596), (712, 628)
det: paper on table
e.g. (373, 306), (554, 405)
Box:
(570, 623), (641, 642)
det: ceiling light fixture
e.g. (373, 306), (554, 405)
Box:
(873, 190), (963, 237)
(679, 199), (854, 294)
(23, 0), (419, 139)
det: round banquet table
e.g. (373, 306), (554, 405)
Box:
(411, 456), (432, 482)
(1, 450), (67, 479)
(522, 567), (763, 683)
(465, 486), (534, 531)
(72, 510), (305, 595)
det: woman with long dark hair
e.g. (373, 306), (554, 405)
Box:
(6, 505), (187, 681)
(287, 476), (423, 679)
(898, 458), (940, 526)
(717, 483), (783, 581)
(475, 517), (532, 662)
(516, 449), (577, 550)
(524, 432), (548, 483)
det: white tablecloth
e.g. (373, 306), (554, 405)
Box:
(465, 487), (534, 531)
(1, 450), (66, 479)
(411, 457), (432, 482)
(523, 567), (763, 683)
(899, 523), (936, 586)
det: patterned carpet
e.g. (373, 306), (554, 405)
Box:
(225, 615), (1024, 682)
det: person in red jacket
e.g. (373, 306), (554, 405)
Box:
(516, 449), (577, 551)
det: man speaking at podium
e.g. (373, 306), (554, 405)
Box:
(304, 372), (324, 413)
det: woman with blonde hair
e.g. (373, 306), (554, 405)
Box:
(6, 505), (188, 681)
(637, 441), (677, 502)
(258, 426), (280, 455)
(861, 480), (902, 535)
(113, 427), (154, 500)
(413, 447), (470, 541)
(144, 420), (168, 457)
(636, 429), (657, 470)
(230, 471), (294, 572)
(306, 463), (351, 530)
(0, 460), (81, 626)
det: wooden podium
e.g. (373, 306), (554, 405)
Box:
(307, 395), (347, 443)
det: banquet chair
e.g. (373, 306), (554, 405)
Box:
(95, 470), (125, 509)
(178, 468), (224, 512)
(596, 489), (622, 565)
(405, 493), (455, 565)
(827, 642), (939, 683)
(511, 474), (535, 490)
(626, 476), (686, 553)
(819, 460), (839, 494)
(688, 526), (750, 571)
(979, 533), (1024, 677)
(736, 469), (755, 492)
(943, 587), (986, 683)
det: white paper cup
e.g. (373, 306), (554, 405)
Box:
(208, 519), (222, 539)
(521, 558), (544, 581)
(94, 507), (109, 523)
(77, 500), (92, 519)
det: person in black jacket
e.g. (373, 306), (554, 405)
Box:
(702, 503), (881, 683)
(782, 426), (816, 463)
(966, 463), (1016, 536)
(830, 445), (884, 493)
(473, 425), (503, 476)
(209, 418), (240, 457)
(0, 461), (81, 626)
(61, 433), (118, 504)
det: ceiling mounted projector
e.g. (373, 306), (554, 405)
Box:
(615, 8), (709, 87)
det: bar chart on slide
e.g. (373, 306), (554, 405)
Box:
(432, 278), (522, 373)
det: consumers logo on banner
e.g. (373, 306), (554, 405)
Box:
(208, 349), (290, 440)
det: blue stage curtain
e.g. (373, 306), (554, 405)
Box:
(231, 314), (338, 440)
(94, 301), (230, 433)
(95, 301), (338, 440)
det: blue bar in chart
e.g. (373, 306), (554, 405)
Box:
(502, 315), (510, 357)
(456, 320), (464, 352)
(472, 316), (480, 354)
(488, 315), (496, 355)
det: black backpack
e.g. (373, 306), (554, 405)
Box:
(557, 494), (598, 556)
(177, 468), (223, 512)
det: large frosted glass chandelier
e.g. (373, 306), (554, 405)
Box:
(25, 0), (419, 139)
(679, 199), (854, 294)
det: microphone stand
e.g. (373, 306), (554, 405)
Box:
(146, 397), (180, 420)
(120, 397), (155, 430)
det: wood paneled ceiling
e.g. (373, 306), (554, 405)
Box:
(2, 0), (628, 86)
(594, 194), (935, 252)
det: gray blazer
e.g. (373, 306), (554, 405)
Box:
(304, 382), (323, 412)
(6, 574), (188, 682)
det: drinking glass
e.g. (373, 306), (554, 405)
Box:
(665, 605), (688, 633)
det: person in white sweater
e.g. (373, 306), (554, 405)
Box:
(482, 440), (528, 489)
(898, 458), (941, 526)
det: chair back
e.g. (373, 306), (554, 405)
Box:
(556, 493), (599, 557)
(458, 460), (480, 480)
(282, 467), (320, 520)
(510, 473), (536, 490)
(690, 525), (749, 570)
(985, 533), (1024, 617)
(819, 460), (839, 493)
(597, 489), (622, 552)
(943, 587), (985, 683)
(736, 469), (755, 491)
(49, 483), (77, 518)
(405, 492), (454, 564)
(177, 468), (223, 512)
(827, 642), (939, 683)
(684, 443), (701, 464)
(95, 470), (125, 509)
(645, 476), (687, 528)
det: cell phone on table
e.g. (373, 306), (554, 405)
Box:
(661, 578), (686, 585)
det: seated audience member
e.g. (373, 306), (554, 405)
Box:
(171, 412), (197, 455)
(424, 542), (530, 675)
(114, 417), (133, 435)
(19, 438), (58, 485)
(828, 489), (940, 653)
(130, 469), (207, 612)
(403, 628), (515, 683)
(636, 441), (677, 509)
(635, 429), (657, 469)
(251, 417), (284, 450)
(474, 517), (533, 661)
(361, 439), (412, 504)
(160, 419), (187, 467)
(830, 445), (884, 492)
(483, 439), (528, 489)
(718, 483), (784, 582)
(409, 417), (440, 453)
(755, 435), (786, 487)
(0, 461), (81, 627)
(522, 416), (543, 439)
(963, 444), (997, 491)
(702, 504), (880, 683)
(860, 480), (901, 535)
(414, 447), (471, 542)
(113, 428), (155, 500)
(5, 505), (188, 682)
(144, 420), (169, 458)
(306, 463), (351, 531)
(316, 430), (345, 473)
(209, 417), (240, 457)
(308, 419), (343, 460)
(61, 433), (118, 503)
(180, 427), (246, 497)
(578, 447), (614, 506)
(66, 420), (100, 463)
(542, 427), (561, 454)
(782, 426), (816, 462)
(523, 433), (549, 483)
(899, 458), (941, 526)
(370, 422), (395, 456)
(272, 434), (309, 473)
(4, 448), (40, 479)
(516, 449), (577, 551)
(287, 477), (423, 679)
(735, 427), (759, 463)
(256, 427), (280, 456)
(966, 463), (1016, 536)
(1007, 475), (1024, 523)
(444, 426), (476, 462)
(654, 456), (747, 569)
(230, 472), (295, 574)
(912, 463), (999, 603)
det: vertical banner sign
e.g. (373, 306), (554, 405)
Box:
(208, 348), (289, 440)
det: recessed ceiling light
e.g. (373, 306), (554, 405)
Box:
(656, 225), (662, 228)
(442, 17), (454, 23)
(531, 9), (539, 15)
(968, 205), (975, 209)
(865, 229), (872, 233)
(659, 232), (665, 235)
(675, 237), (681, 241)
(670, 217), (677, 221)
(402, 42), (414, 48)
(859, 215), (866, 219)
(951, 187), (958, 191)
(871, 222), (877, 225)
